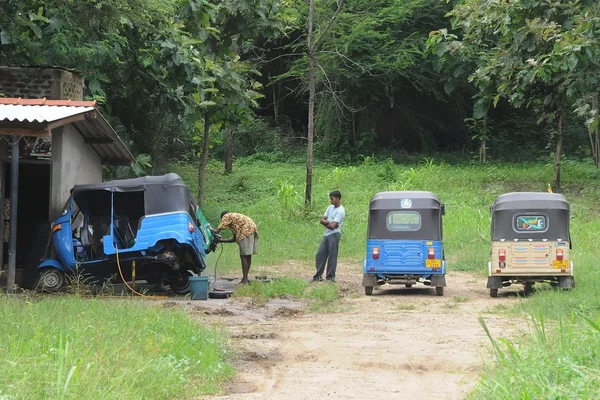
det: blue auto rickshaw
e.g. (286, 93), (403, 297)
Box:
(362, 191), (447, 296)
(37, 173), (217, 293)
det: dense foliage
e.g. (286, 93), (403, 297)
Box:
(2, 0), (600, 183)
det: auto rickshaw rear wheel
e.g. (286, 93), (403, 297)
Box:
(364, 286), (373, 296)
(524, 282), (533, 296)
(435, 286), (444, 296)
(490, 289), (498, 298)
(405, 284), (413, 288)
(169, 273), (191, 294)
(39, 268), (65, 292)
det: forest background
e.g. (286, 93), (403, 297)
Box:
(3, 0), (600, 203)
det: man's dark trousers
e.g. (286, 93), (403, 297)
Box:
(314, 233), (341, 280)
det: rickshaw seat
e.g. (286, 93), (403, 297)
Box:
(114, 216), (135, 249)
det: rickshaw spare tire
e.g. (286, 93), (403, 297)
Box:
(39, 268), (65, 292)
(169, 272), (191, 294)
(364, 286), (373, 296)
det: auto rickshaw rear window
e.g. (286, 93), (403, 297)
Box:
(386, 211), (421, 231)
(514, 214), (547, 232)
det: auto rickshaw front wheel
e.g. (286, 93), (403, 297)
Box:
(364, 286), (373, 295)
(38, 268), (65, 292)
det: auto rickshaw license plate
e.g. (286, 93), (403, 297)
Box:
(553, 260), (568, 269)
(426, 259), (441, 268)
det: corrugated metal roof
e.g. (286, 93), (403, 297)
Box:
(0, 98), (96, 106)
(0, 104), (95, 123)
(0, 99), (133, 165)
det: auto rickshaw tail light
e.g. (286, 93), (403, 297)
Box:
(556, 249), (563, 261)
(52, 224), (62, 233)
(188, 222), (195, 233)
(498, 249), (506, 262)
(428, 248), (435, 259)
(372, 247), (380, 259)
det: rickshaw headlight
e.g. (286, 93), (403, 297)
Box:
(498, 249), (506, 262)
(372, 247), (380, 259)
(188, 222), (195, 233)
(556, 249), (563, 261)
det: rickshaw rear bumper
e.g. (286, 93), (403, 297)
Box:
(487, 262), (575, 288)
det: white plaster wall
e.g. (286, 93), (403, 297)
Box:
(51, 125), (102, 218)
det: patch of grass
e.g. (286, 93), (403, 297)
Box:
(473, 312), (600, 399)
(0, 296), (233, 399)
(306, 283), (343, 312)
(396, 302), (417, 311)
(231, 278), (343, 312)
(442, 301), (459, 309)
(232, 277), (309, 306)
(453, 296), (470, 303)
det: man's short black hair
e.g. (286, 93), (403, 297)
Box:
(220, 211), (229, 219)
(329, 190), (342, 199)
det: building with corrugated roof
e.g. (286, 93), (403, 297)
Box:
(0, 66), (134, 288)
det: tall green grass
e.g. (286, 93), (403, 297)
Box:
(0, 296), (233, 399)
(474, 312), (600, 399)
(176, 158), (600, 275)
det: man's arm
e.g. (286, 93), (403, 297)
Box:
(320, 216), (329, 227)
(326, 221), (339, 229)
(326, 208), (344, 229)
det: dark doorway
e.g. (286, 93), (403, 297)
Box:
(4, 162), (51, 287)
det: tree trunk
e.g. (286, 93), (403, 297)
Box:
(225, 127), (233, 174)
(271, 71), (279, 123)
(591, 95), (599, 168)
(198, 116), (211, 207)
(305, 0), (315, 205)
(481, 114), (487, 164)
(553, 107), (564, 188)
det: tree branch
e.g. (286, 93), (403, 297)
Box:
(312, 0), (345, 49)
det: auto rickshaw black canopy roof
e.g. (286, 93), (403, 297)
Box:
(492, 192), (569, 211)
(72, 173), (198, 217)
(72, 173), (187, 194)
(491, 192), (570, 241)
(368, 191), (443, 240)
(369, 191), (442, 210)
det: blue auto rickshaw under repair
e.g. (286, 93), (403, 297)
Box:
(37, 173), (217, 294)
(363, 191), (447, 296)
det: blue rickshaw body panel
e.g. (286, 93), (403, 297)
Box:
(364, 239), (445, 276)
(102, 212), (206, 258)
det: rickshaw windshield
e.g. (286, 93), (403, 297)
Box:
(491, 209), (569, 241)
(368, 209), (442, 240)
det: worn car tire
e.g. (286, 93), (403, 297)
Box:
(364, 286), (373, 296)
(435, 286), (444, 296)
(490, 288), (498, 298)
(39, 268), (65, 292)
(169, 273), (191, 294)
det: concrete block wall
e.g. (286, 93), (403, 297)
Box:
(0, 66), (83, 100)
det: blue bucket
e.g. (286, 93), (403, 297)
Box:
(189, 276), (208, 300)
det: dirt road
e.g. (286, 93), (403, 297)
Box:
(189, 264), (524, 400)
